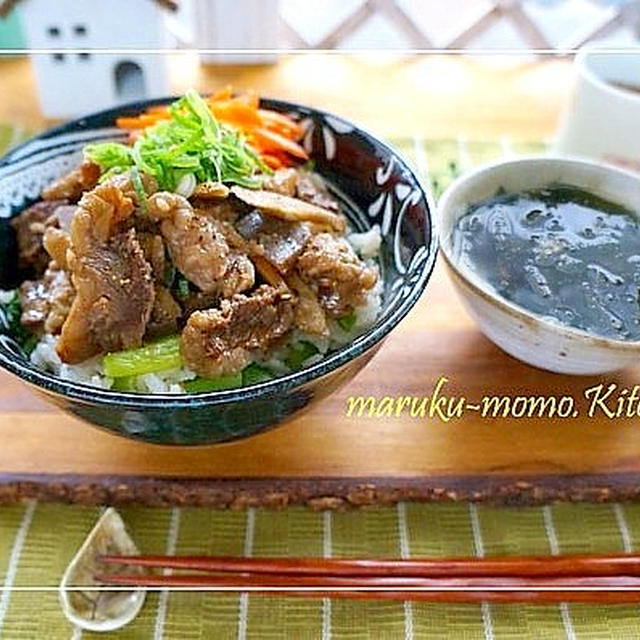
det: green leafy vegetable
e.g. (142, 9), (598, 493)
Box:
(183, 372), (243, 393)
(242, 363), (273, 385)
(183, 363), (273, 394)
(84, 142), (133, 170)
(86, 89), (268, 191)
(337, 311), (357, 332)
(285, 341), (319, 371)
(0, 291), (38, 355)
(111, 375), (138, 392)
(103, 335), (182, 378)
(174, 275), (190, 300)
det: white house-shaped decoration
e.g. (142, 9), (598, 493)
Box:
(8, 0), (180, 118)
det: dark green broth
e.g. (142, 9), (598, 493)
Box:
(454, 184), (640, 341)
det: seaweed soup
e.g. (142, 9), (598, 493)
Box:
(454, 184), (640, 341)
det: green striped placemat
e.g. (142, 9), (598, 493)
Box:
(3, 502), (640, 639)
(2, 127), (638, 638)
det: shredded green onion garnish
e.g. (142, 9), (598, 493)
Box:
(130, 166), (148, 214)
(85, 89), (268, 191)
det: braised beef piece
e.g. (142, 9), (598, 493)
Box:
(39, 205), (79, 271)
(19, 265), (74, 335)
(58, 229), (154, 363)
(138, 233), (167, 283)
(179, 290), (220, 316)
(181, 285), (295, 378)
(296, 232), (377, 317)
(262, 168), (297, 196)
(109, 171), (158, 206)
(236, 210), (311, 275)
(295, 171), (339, 212)
(191, 199), (243, 224)
(57, 184), (154, 363)
(42, 161), (101, 202)
(147, 285), (182, 339)
(191, 182), (230, 200)
(43, 227), (70, 270)
(147, 192), (254, 297)
(286, 272), (328, 336)
(10, 200), (69, 274)
(50, 204), (76, 232)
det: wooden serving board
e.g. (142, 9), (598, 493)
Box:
(3, 260), (640, 507)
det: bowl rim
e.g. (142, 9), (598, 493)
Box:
(0, 96), (438, 408)
(438, 154), (640, 351)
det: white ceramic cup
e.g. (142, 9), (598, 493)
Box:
(556, 49), (640, 167)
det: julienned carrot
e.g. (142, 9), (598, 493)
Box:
(258, 109), (304, 138)
(209, 100), (263, 129)
(261, 153), (286, 169)
(252, 127), (309, 160)
(115, 116), (149, 130)
(116, 113), (169, 129)
(146, 104), (171, 115)
(210, 85), (233, 101)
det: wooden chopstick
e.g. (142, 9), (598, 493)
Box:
(94, 573), (640, 589)
(93, 572), (640, 604)
(100, 553), (640, 578)
(94, 553), (640, 604)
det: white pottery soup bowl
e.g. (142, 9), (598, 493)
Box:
(438, 157), (640, 375)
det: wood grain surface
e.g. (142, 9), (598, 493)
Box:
(5, 53), (634, 506)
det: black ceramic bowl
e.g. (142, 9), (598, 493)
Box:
(0, 98), (436, 445)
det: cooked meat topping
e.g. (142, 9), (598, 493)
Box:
(179, 290), (220, 316)
(192, 199), (242, 224)
(236, 210), (311, 274)
(295, 170), (340, 212)
(107, 170), (158, 205)
(18, 279), (48, 329)
(19, 266), (74, 335)
(297, 232), (377, 317)
(181, 285), (295, 378)
(138, 233), (166, 283)
(231, 186), (345, 232)
(287, 272), (328, 336)
(11, 200), (69, 274)
(13, 136), (383, 389)
(192, 181), (230, 200)
(252, 255), (287, 290)
(58, 228), (154, 363)
(43, 227), (71, 270)
(218, 252), (256, 298)
(147, 285), (182, 339)
(148, 192), (254, 296)
(43, 268), (75, 335)
(56, 184), (154, 363)
(42, 161), (100, 202)
(49, 204), (77, 232)
(71, 183), (135, 251)
(262, 168), (297, 196)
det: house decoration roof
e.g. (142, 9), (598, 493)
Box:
(0, 0), (178, 18)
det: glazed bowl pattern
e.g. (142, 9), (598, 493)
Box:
(0, 98), (436, 444)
